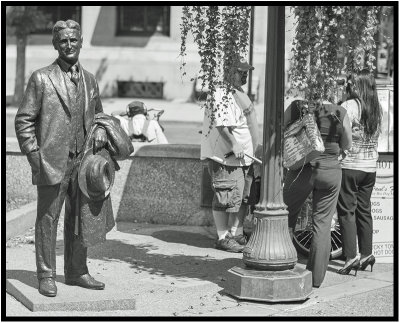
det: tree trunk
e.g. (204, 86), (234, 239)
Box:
(13, 33), (27, 106)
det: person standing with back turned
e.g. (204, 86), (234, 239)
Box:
(336, 70), (382, 275)
(283, 97), (352, 288)
(15, 20), (108, 297)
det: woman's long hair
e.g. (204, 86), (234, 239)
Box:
(346, 70), (382, 138)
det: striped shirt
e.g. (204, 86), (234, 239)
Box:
(340, 99), (379, 172)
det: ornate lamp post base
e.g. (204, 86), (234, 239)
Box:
(243, 213), (297, 271)
(225, 264), (312, 302)
(225, 212), (312, 302)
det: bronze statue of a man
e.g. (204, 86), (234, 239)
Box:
(15, 20), (108, 297)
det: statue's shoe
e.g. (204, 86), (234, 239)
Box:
(38, 277), (57, 297)
(65, 273), (105, 290)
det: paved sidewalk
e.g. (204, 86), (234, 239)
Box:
(5, 222), (394, 317)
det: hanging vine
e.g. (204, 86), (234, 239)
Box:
(181, 6), (382, 117)
(179, 6), (251, 128)
(288, 5), (381, 103)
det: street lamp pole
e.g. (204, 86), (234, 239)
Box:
(225, 6), (312, 302)
(248, 6), (255, 101)
(243, 5), (295, 271)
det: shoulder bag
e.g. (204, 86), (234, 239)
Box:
(283, 113), (325, 170)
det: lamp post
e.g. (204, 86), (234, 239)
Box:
(248, 6), (255, 101)
(225, 6), (312, 302)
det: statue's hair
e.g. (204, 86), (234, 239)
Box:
(52, 20), (81, 42)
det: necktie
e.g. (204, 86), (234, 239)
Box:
(70, 65), (79, 86)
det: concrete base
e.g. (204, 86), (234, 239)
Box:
(224, 264), (312, 303)
(6, 278), (136, 312)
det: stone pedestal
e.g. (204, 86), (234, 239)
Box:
(225, 264), (312, 302)
(6, 278), (136, 312)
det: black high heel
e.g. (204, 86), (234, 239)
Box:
(360, 255), (376, 272)
(337, 258), (360, 276)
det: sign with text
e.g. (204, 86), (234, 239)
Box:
(371, 154), (394, 263)
(377, 86), (394, 152)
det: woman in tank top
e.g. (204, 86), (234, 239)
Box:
(336, 70), (382, 275)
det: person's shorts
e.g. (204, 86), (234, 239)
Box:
(207, 159), (251, 213)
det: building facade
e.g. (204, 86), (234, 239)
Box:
(6, 6), (298, 102)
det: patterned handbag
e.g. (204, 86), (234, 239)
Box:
(283, 113), (325, 170)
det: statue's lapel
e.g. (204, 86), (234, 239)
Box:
(48, 62), (71, 110)
(81, 67), (92, 132)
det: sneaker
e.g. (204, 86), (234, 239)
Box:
(232, 234), (248, 245)
(215, 236), (244, 253)
(232, 230), (252, 245)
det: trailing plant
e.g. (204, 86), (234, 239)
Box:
(180, 6), (382, 122)
(179, 6), (251, 128)
(288, 6), (381, 103)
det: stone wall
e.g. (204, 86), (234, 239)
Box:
(6, 140), (213, 226)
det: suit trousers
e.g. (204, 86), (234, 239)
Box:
(337, 169), (376, 259)
(35, 151), (88, 280)
(283, 163), (342, 287)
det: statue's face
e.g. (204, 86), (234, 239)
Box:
(53, 28), (82, 64)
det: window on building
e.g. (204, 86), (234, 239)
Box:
(116, 6), (170, 36)
(33, 6), (82, 34)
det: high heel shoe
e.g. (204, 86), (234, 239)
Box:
(337, 258), (360, 276)
(359, 255), (376, 272)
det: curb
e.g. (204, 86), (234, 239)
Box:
(6, 201), (37, 240)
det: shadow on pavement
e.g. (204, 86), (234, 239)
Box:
(86, 239), (242, 288)
(47, 227), (349, 290)
(51, 226), (241, 288)
(151, 230), (215, 249)
(219, 289), (310, 305)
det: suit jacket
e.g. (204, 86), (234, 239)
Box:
(15, 60), (103, 185)
(91, 113), (135, 160)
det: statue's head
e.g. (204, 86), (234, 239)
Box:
(52, 20), (82, 64)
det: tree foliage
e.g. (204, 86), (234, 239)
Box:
(180, 6), (251, 126)
(288, 6), (381, 102)
(181, 5), (383, 109)
(6, 6), (49, 37)
(6, 6), (49, 105)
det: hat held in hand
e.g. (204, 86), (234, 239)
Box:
(78, 148), (115, 201)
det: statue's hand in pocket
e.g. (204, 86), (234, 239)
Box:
(27, 150), (40, 175)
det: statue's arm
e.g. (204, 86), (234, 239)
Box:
(15, 71), (43, 155)
(92, 77), (107, 151)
